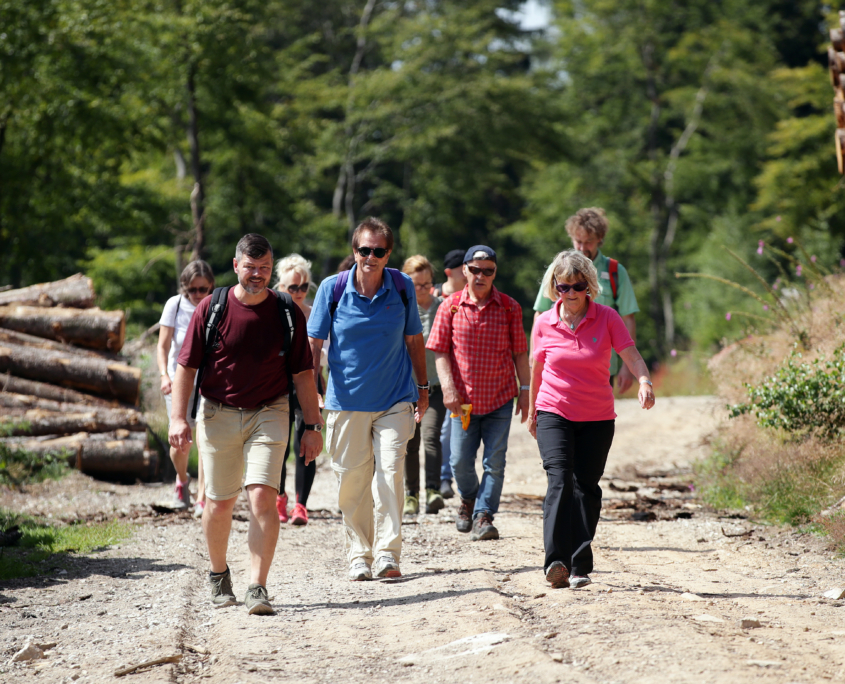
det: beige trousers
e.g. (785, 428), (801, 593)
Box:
(326, 402), (416, 566)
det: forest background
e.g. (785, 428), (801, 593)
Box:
(2, 0), (844, 365)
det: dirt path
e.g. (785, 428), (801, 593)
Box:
(2, 395), (845, 683)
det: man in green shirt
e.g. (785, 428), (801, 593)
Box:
(532, 207), (639, 393)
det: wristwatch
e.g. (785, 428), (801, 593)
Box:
(417, 382), (430, 391)
(304, 423), (323, 432)
(640, 380), (653, 386)
(519, 385), (530, 391)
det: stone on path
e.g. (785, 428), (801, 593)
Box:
(822, 587), (845, 600)
(10, 642), (44, 663)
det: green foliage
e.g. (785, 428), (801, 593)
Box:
(693, 440), (749, 511)
(0, 423), (69, 487)
(0, 509), (132, 580)
(756, 454), (845, 525)
(730, 346), (845, 440)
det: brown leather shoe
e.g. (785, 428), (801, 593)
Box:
(470, 511), (499, 541)
(456, 498), (474, 533)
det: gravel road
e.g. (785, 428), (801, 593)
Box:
(2, 395), (844, 683)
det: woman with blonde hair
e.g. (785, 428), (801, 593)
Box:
(158, 260), (215, 515)
(528, 250), (654, 590)
(273, 254), (323, 525)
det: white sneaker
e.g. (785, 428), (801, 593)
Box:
(373, 555), (401, 578)
(570, 575), (592, 589)
(348, 562), (372, 581)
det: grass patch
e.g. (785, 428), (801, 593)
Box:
(0, 422), (71, 487)
(619, 353), (716, 399)
(0, 510), (133, 581)
(693, 440), (749, 511)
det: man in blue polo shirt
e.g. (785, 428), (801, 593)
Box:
(308, 217), (428, 581)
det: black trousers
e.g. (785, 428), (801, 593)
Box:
(536, 411), (615, 576)
(405, 386), (447, 495)
(279, 387), (316, 506)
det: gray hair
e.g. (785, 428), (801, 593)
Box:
(274, 253), (313, 291)
(545, 250), (600, 301)
(235, 233), (273, 262)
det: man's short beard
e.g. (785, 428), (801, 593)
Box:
(240, 277), (267, 295)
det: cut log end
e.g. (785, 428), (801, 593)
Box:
(837, 129), (845, 175)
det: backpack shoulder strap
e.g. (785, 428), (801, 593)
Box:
(386, 268), (409, 309)
(191, 286), (230, 419)
(274, 290), (295, 356)
(330, 271), (350, 320)
(607, 258), (619, 302)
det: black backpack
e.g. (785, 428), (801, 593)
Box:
(191, 286), (297, 419)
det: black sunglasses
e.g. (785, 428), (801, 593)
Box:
(187, 286), (210, 295)
(467, 265), (496, 277)
(357, 246), (388, 258)
(286, 283), (309, 294)
(554, 279), (588, 294)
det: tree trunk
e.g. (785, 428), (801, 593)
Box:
(0, 374), (122, 407)
(0, 391), (142, 415)
(7, 432), (157, 480)
(1, 404), (146, 437)
(0, 327), (119, 359)
(0, 274), (96, 308)
(187, 63), (206, 261)
(0, 305), (125, 351)
(0, 342), (141, 404)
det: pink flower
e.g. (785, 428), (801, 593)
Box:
(811, 255), (817, 263)
(809, 283), (815, 290)
(726, 312), (732, 321)
(670, 349), (677, 357)
(776, 216), (782, 222)
(757, 240), (764, 255)
(763, 304), (769, 311)
(796, 264), (802, 276)
(841, 259), (845, 268)
(787, 237), (793, 243)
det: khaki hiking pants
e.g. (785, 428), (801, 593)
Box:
(326, 402), (416, 566)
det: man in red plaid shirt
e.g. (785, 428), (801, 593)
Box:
(427, 245), (530, 541)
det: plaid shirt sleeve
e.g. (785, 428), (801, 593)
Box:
(508, 297), (528, 355)
(425, 295), (455, 354)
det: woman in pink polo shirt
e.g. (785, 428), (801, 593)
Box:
(528, 250), (655, 590)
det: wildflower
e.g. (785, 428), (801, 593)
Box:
(757, 240), (764, 255)
(725, 312), (732, 321)
(787, 237), (793, 243)
(796, 264), (802, 276)
(809, 283), (815, 290)
(811, 255), (817, 263)
(763, 304), (769, 311)
(670, 349), (677, 357)
(776, 216), (782, 222)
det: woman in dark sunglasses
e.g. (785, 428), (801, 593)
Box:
(273, 254), (324, 526)
(528, 250), (655, 591)
(158, 260), (215, 516)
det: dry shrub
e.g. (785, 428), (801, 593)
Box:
(817, 512), (845, 551)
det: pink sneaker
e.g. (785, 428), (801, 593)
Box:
(276, 493), (289, 523)
(290, 503), (308, 526)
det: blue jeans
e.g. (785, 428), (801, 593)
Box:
(440, 412), (452, 482)
(449, 401), (512, 520)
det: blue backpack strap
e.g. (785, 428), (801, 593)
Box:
(386, 268), (409, 309)
(329, 270), (350, 320)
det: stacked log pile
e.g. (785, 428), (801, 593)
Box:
(830, 12), (845, 173)
(0, 275), (156, 480)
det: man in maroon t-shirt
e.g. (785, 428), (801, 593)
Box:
(169, 234), (323, 615)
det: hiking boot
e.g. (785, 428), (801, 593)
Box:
(470, 512), (499, 541)
(172, 478), (191, 510)
(276, 493), (289, 523)
(348, 562), (372, 582)
(456, 498), (474, 533)
(373, 555), (401, 578)
(570, 575), (592, 589)
(403, 494), (419, 516)
(209, 568), (237, 608)
(440, 479), (455, 499)
(244, 583), (274, 615)
(290, 502), (308, 526)
(425, 488), (445, 514)
(545, 561), (570, 589)
(192, 500), (205, 519)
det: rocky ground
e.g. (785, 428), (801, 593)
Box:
(1, 395), (844, 683)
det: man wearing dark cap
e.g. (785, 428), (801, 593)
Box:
(427, 246), (530, 542)
(432, 248), (468, 498)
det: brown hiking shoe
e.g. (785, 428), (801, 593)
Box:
(456, 498), (474, 533)
(470, 512), (499, 541)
